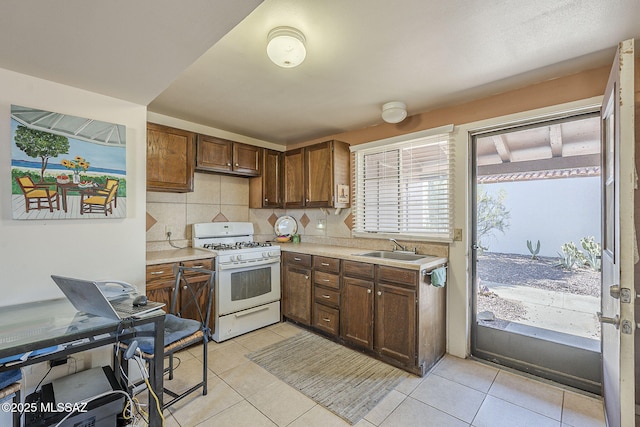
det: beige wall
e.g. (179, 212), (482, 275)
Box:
(295, 65), (610, 148)
(0, 67), (147, 305)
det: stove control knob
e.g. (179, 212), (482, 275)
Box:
(269, 251), (278, 258)
(229, 255), (237, 262)
(262, 252), (269, 258)
(236, 254), (243, 261)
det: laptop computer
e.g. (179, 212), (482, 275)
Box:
(51, 275), (165, 320)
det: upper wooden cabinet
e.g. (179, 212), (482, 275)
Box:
(196, 134), (261, 177)
(249, 149), (283, 208)
(283, 140), (350, 209)
(146, 123), (195, 192)
(283, 148), (305, 208)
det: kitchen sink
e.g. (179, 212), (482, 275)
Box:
(354, 250), (430, 262)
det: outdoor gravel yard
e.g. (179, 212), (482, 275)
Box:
(476, 252), (601, 337)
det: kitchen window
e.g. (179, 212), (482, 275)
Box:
(351, 125), (454, 241)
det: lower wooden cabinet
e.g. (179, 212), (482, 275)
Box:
(282, 252), (313, 325)
(180, 259), (215, 331)
(341, 263), (418, 367)
(282, 252), (446, 376)
(312, 256), (341, 336)
(146, 258), (215, 331)
(145, 262), (176, 313)
(313, 303), (339, 336)
(341, 276), (374, 349)
(375, 282), (416, 366)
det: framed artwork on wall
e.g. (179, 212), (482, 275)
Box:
(10, 105), (127, 220)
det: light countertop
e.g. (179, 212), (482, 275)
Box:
(146, 243), (447, 271)
(279, 242), (447, 271)
(146, 248), (214, 265)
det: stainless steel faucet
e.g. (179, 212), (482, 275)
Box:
(389, 239), (406, 252)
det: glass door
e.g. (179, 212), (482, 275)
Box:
(471, 112), (603, 393)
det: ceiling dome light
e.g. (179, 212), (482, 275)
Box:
(267, 26), (306, 68)
(381, 101), (407, 123)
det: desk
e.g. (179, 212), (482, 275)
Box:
(0, 298), (164, 425)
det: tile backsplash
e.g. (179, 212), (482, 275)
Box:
(146, 173), (249, 251)
(146, 172), (448, 258)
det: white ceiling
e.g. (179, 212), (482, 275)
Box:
(1, 1), (639, 146)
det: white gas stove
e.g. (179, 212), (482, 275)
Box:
(192, 222), (281, 342)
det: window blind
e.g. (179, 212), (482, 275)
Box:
(351, 132), (454, 241)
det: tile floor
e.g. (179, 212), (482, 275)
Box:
(148, 322), (606, 427)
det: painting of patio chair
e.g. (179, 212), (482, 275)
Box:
(96, 178), (119, 208)
(80, 182), (118, 216)
(15, 175), (60, 213)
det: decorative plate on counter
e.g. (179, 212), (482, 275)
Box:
(274, 215), (298, 237)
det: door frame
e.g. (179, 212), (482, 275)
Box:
(469, 110), (603, 393)
(600, 38), (635, 427)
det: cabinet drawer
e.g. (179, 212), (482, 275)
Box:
(377, 265), (417, 287)
(146, 262), (176, 283)
(284, 252), (312, 267)
(313, 256), (340, 273)
(343, 260), (375, 279)
(314, 303), (339, 336)
(181, 258), (214, 274)
(314, 286), (340, 307)
(314, 271), (340, 289)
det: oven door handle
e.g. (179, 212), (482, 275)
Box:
(234, 305), (270, 318)
(217, 257), (280, 271)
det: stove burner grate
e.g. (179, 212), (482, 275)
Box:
(203, 241), (273, 251)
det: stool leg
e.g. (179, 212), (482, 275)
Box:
(203, 337), (208, 395)
(168, 354), (174, 381)
(12, 389), (21, 427)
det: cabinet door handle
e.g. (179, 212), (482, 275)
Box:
(192, 265), (204, 269)
(321, 262), (330, 266)
(367, 289), (372, 294)
(305, 275), (309, 280)
(294, 257), (302, 261)
(264, 198), (268, 202)
(322, 294), (331, 299)
(235, 163), (239, 167)
(183, 285), (188, 290)
(322, 318), (331, 322)
(150, 271), (164, 275)
(322, 279), (330, 282)
(305, 198), (309, 203)
(227, 163), (232, 166)
(377, 291), (382, 296)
